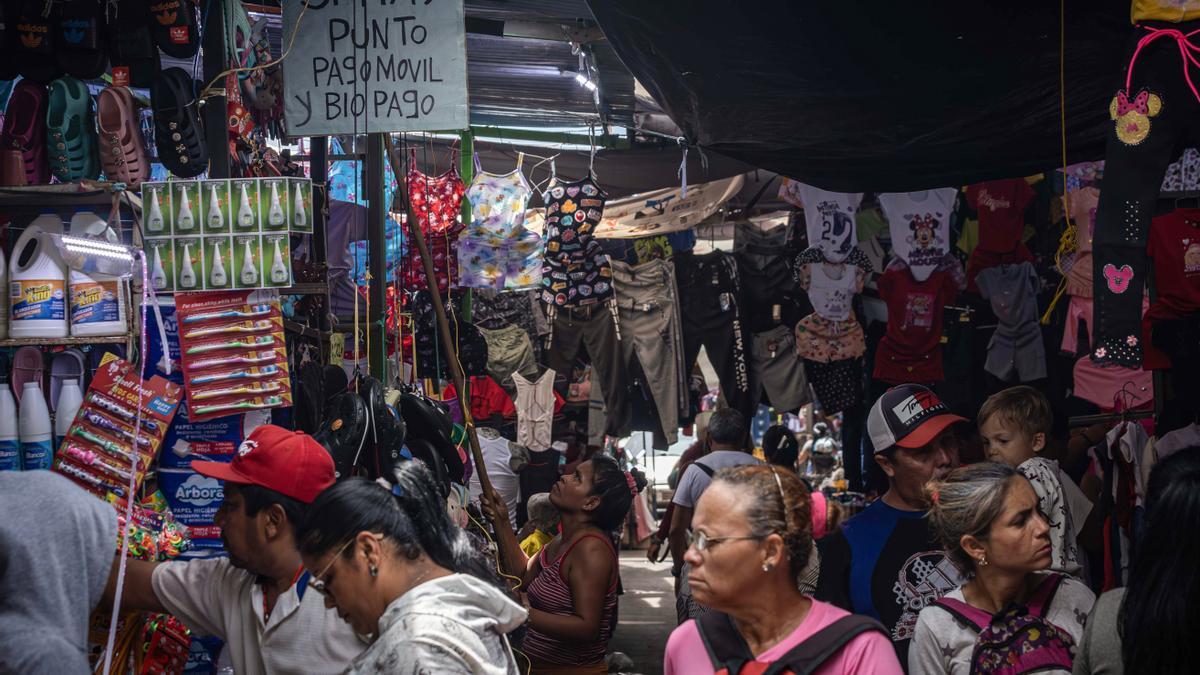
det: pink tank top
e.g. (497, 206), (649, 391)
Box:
(522, 532), (618, 666)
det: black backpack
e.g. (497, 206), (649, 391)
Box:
(695, 610), (887, 675)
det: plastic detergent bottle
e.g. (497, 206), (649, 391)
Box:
(68, 212), (128, 337)
(0, 376), (18, 470)
(10, 217), (68, 338)
(54, 379), (82, 449)
(19, 381), (52, 470)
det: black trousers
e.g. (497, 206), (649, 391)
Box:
(544, 304), (628, 437)
(1094, 21), (1200, 366)
(675, 251), (754, 418)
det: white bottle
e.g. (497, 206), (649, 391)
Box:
(293, 185), (307, 227)
(208, 184), (224, 229)
(147, 187), (165, 232)
(9, 222), (69, 339)
(68, 213), (127, 337)
(54, 379), (81, 450)
(267, 182), (285, 227)
(269, 237), (288, 284)
(19, 381), (52, 471)
(211, 240), (227, 287)
(237, 183), (255, 228)
(0, 383), (17, 471)
(177, 186), (195, 231)
(179, 242), (197, 288)
(151, 243), (168, 290)
(240, 239), (258, 286)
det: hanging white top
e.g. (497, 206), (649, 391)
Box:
(878, 188), (957, 282)
(807, 262), (859, 322)
(795, 183), (864, 264)
(512, 369), (556, 451)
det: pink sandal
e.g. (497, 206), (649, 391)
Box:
(97, 85), (149, 187)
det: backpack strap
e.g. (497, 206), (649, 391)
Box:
(764, 615), (889, 675)
(695, 461), (716, 478)
(695, 611), (755, 674)
(931, 597), (990, 632)
(1025, 573), (1065, 619)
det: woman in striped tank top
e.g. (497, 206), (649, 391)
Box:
(485, 454), (646, 675)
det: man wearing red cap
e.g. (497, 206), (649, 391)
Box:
(814, 384), (968, 666)
(104, 425), (364, 675)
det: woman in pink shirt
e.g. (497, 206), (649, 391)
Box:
(664, 465), (902, 675)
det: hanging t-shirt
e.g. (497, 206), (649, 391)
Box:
(815, 500), (966, 666)
(806, 262), (859, 322)
(966, 179), (1036, 254)
(1146, 208), (1200, 321)
(879, 189), (958, 282)
(965, 179), (1035, 293)
(1065, 186), (1100, 298)
(795, 183), (864, 264)
(977, 262), (1047, 383)
(874, 268), (959, 384)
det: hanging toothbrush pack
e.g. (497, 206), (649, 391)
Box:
(52, 356), (182, 501)
(175, 291), (292, 422)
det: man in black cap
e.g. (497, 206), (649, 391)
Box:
(815, 384), (968, 664)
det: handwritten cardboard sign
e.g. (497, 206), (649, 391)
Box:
(281, 0), (468, 136)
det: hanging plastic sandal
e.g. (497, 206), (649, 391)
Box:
(1, 81), (50, 186)
(10, 346), (44, 405)
(146, 0), (199, 59)
(56, 0), (109, 80)
(151, 68), (208, 177)
(47, 76), (100, 182)
(107, 0), (161, 88)
(97, 85), (150, 187)
(49, 349), (86, 412)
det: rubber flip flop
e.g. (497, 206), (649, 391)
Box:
(150, 67), (207, 177)
(47, 76), (101, 182)
(97, 85), (150, 187)
(1, 81), (50, 186)
(14, 0), (62, 83)
(49, 348), (86, 411)
(11, 346), (45, 405)
(107, 0), (161, 88)
(146, 0), (199, 59)
(56, 0), (109, 80)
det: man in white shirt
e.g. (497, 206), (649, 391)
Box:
(103, 425), (365, 674)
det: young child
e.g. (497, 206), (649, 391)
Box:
(978, 386), (1092, 576)
(519, 492), (559, 558)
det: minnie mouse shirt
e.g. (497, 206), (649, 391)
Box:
(879, 189), (958, 283)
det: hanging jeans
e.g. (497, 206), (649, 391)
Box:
(1093, 21), (1200, 366)
(543, 304), (628, 437)
(611, 259), (686, 445)
(674, 250), (753, 418)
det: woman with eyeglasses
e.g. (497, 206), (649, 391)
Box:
(295, 460), (527, 674)
(483, 454), (645, 675)
(664, 464), (901, 675)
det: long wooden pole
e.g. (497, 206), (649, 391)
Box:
(383, 135), (518, 553)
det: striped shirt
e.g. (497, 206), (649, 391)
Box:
(521, 532), (618, 666)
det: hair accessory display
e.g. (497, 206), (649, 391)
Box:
(176, 291), (291, 421)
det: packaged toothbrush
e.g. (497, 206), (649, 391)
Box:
(175, 291), (291, 422)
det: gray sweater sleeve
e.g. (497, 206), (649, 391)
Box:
(1073, 588), (1125, 675)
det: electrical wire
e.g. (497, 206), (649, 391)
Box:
(191, 0), (311, 107)
(1042, 0), (1076, 325)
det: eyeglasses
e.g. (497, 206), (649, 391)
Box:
(687, 529), (763, 552)
(307, 538), (356, 596)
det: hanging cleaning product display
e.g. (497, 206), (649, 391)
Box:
(142, 177), (310, 290)
(52, 355), (182, 500)
(65, 211), (129, 337)
(175, 291), (292, 422)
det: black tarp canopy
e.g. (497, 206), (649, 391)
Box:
(587, 1), (1133, 192)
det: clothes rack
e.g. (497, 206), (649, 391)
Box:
(1068, 410), (1155, 428)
